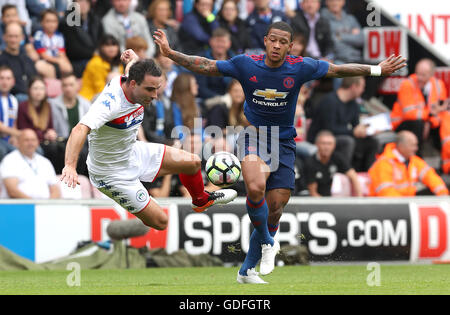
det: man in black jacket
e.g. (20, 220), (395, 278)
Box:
(60, 0), (104, 78)
(290, 0), (333, 59)
(307, 76), (379, 172)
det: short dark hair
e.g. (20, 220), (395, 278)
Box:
(60, 72), (77, 80)
(1, 4), (17, 16)
(340, 76), (364, 89)
(266, 21), (294, 42)
(0, 65), (14, 78)
(127, 59), (162, 85)
(315, 130), (335, 144)
(211, 27), (231, 39)
(40, 8), (59, 22)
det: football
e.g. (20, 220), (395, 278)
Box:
(205, 151), (242, 187)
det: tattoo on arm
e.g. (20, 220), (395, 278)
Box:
(326, 63), (371, 78)
(168, 51), (221, 76)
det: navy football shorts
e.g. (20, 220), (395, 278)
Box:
(236, 127), (296, 191)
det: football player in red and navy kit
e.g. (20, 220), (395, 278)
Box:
(154, 22), (406, 283)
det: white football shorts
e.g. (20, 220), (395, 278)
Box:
(89, 141), (166, 214)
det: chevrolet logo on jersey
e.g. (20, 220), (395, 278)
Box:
(253, 89), (288, 100)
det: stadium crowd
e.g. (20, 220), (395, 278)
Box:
(0, 0), (449, 199)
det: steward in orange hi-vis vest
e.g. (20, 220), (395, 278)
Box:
(391, 74), (447, 131)
(440, 111), (450, 174)
(368, 142), (449, 197)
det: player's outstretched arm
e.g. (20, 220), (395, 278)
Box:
(153, 29), (221, 77)
(325, 54), (407, 78)
(61, 123), (90, 188)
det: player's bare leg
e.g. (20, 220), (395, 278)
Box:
(134, 197), (168, 230)
(158, 145), (237, 212)
(266, 188), (291, 230)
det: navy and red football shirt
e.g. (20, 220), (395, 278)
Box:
(216, 54), (329, 139)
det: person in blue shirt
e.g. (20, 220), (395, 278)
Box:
(153, 21), (406, 284)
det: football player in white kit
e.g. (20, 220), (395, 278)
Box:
(60, 50), (237, 230)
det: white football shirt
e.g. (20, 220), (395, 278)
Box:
(0, 150), (58, 199)
(80, 76), (145, 175)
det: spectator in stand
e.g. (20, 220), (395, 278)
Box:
(290, 31), (307, 57)
(0, 0), (32, 35)
(206, 79), (249, 130)
(368, 131), (449, 197)
(290, 0), (334, 60)
(138, 72), (183, 146)
(171, 73), (201, 134)
(49, 72), (90, 175)
(17, 76), (56, 143)
(294, 84), (317, 161)
(0, 128), (61, 199)
(79, 34), (124, 101)
(0, 65), (20, 161)
(196, 28), (234, 105)
(305, 130), (362, 197)
(214, 0), (250, 21)
(179, 0), (220, 54)
(91, 0), (113, 18)
(217, 0), (252, 54)
(33, 9), (73, 78)
(308, 76), (379, 172)
(125, 36), (149, 60)
(147, 0), (181, 53)
(321, 0), (363, 64)
(102, 0), (155, 58)
(26, 0), (67, 34)
(59, 0), (104, 78)
(391, 59), (447, 154)
(17, 76), (62, 171)
(0, 23), (45, 103)
(154, 49), (181, 98)
(1, 4), (39, 62)
(438, 104), (450, 174)
(246, 0), (289, 50)
(269, 0), (299, 19)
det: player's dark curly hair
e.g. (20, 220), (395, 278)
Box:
(127, 59), (162, 85)
(266, 21), (294, 42)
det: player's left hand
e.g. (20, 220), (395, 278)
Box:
(120, 49), (139, 65)
(60, 165), (80, 188)
(378, 54), (407, 76)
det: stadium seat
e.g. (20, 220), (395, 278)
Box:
(45, 78), (62, 98)
(331, 172), (371, 197)
(57, 174), (92, 199)
(331, 173), (352, 197)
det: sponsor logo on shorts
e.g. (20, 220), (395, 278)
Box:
(136, 189), (148, 202)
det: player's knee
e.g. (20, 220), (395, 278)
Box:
(247, 181), (266, 201)
(153, 214), (168, 231)
(191, 154), (201, 172)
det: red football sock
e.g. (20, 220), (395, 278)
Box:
(179, 170), (209, 206)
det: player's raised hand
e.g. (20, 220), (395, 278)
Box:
(60, 165), (80, 188)
(153, 29), (172, 57)
(378, 54), (407, 76)
(120, 49), (139, 65)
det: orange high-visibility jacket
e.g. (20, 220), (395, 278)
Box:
(440, 111), (450, 174)
(391, 74), (447, 130)
(368, 143), (449, 197)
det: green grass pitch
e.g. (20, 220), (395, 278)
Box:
(1, 265), (450, 295)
